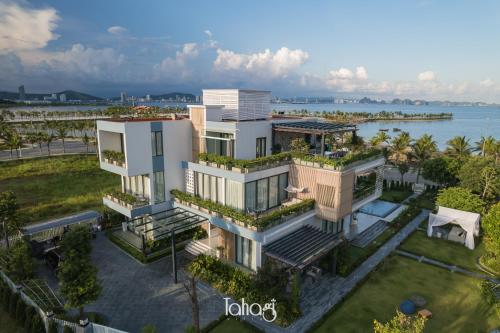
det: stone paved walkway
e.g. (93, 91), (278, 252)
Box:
(243, 209), (430, 333)
(40, 233), (225, 333)
(395, 250), (500, 283)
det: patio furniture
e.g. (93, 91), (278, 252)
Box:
(399, 300), (416, 315)
(418, 309), (432, 319)
(410, 294), (427, 307)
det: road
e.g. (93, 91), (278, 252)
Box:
(0, 139), (96, 161)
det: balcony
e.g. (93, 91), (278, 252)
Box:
(101, 150), (126, 168)
(170, 189), (315, 232)
(103, 190), (150, 218)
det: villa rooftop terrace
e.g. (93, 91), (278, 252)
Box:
(104, 116), (188, 122)
(273, 121), (357, 134)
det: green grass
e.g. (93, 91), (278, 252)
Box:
(399, 230), (487, 274)
(0, 155), (120, 223)
(208, 317), (260, 333)
(0, 309), (25, 333)
(379, 188), (413, 203)
(412, 190), (438, 210)
(312, 256), (499, 333)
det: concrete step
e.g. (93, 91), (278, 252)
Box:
(185, 240), (211, 256)
(351, 220), (389, 248)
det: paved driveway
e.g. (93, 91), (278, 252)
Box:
(42, 233), (225, 333)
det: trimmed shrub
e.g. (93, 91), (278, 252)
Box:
(24, 306), (36, 331)
(31, 313), (45, 333)
(63, 325), (75, 333)
(8, 292), (19, 317)
(15, 296), (27, 325)
(48, 320), (59, 333)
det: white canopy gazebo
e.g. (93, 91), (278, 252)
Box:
(427, 206), (480, 250)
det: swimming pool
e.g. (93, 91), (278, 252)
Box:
(359, 200), (400, 218)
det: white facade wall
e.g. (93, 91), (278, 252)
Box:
(202, 89), (270, 121)
(234, 120), (273, 159)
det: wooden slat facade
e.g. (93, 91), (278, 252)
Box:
(190, 106), (205, 160)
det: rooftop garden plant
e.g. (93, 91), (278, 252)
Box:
(106, 189), (147, 207)
(101, 150), (125, 164)
(170, 189), (315, 231)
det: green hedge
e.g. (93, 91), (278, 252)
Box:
(198, 152), (292, 170)
(171, 189), (315, 230)
(102, 150), (125, 163)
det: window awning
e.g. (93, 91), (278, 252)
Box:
(264, 225), (343, 269)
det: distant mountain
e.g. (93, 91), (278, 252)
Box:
(0, 89), (103, 101)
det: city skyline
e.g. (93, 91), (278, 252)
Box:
(1, 1), (500, 102)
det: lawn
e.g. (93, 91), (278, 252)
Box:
(312, 256), (499, 333)
(412, 190), (437, 210)
(379, 188), (413, 203)
(0, 309), (25, 333)
(0, 155), (120, 224)
(399, 230), (487, 274)
(208, 317), (260, 333)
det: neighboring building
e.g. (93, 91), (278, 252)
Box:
(18, 85), (26, 100)
(59, 93), (66, 102)
(146, 94), (151, 102)
(97, 89), (385, 273)
(120, 92), (127, 103)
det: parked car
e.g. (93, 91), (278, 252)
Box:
(44, 248), (64, 272)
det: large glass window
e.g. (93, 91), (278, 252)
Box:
(321, 218), (344, 234)
(235, 234), (256, 270)
(151, 131), (163, 156)
(245, 173), (288, 212)
(205, 131), (234, 157)
(256, 179), (269, 211)
(154, 171), (165, 203)
(225, 180), (244, 210)
(256, 137), (267, 158)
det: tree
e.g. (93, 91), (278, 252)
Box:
(373, 310), (426, 333)
(346, 132), (365, 152)
(44, 133), (55, 156)
(35, 132), (45, 155)
(411, 134), (437, 183)
(0, 191), (19, 249)
(475, 135), (497, 157)
(481, 202), (500, 271)
(390, 132), (411, 163)
(422, 157), (459, 186)
(183, 276), (200, 333)
(436, 187), (485, 214)
(445, 136), (471, 158)
(58, 226), (101, 320)
(289, 138), (309, 155)
(82, 133), (90, 154)
(141, 325), (157, 333)
(7, 240), (35, 282)
(457, 157), (499, 200)
(370, 131), (391, 147)
(396, 162), (410, 185)
(56, 122), (68, 153)
(4, 130), (22, 159)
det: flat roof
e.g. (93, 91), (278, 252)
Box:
(23, 211), (100, 235)
(264, 225), (343, 269)
(273, 121), (356, 134)
(104, 116), (185, 123)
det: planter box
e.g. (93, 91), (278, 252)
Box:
(199, 160), (207, 166)
(306, 161), (314, 167)
(173, 197), (181, 203)
(313, 162), (322, 168)
(232, 167), (244, 173)
(324, 164), (336, 170)
(208, 162), (217, 168)
(191, 204), (199, 210)
(126, 203), (133, 210)
(292, 158), (301, 164)
(104, 158), (110, 164)
(200, 207), (209, 214)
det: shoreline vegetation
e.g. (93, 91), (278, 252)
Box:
(273, 109), (453, 123)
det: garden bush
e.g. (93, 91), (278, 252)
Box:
(24, 306), (36, 331)
(63, 325), (75, 333)
(48, 320), (59, 333)
(15, 296), (26, 325)
(31, 313), (46, 333)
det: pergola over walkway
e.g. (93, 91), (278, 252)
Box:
(264, 225), (343, 270)
(272, 121), (357, 155)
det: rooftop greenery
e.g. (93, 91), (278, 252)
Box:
(197, 148), (382, 172)
(170, 189), (315, 231)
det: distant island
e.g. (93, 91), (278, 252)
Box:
(0, 90), (103, 102)
(272, 96), (498, 107)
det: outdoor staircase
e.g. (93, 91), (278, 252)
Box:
(184, 240), (211, 256)
(351, 220), (389, 248)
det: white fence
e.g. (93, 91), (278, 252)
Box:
(0, 270), (128, 333)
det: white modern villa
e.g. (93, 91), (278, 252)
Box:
(96, 89), (389, 274)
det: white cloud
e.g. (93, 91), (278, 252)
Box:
(154, 43), (199, 79)
(356, 66), (368, 80)
(418, 70), (436, 81)
(0, 2), (60, 53)
(480, 79), (495, 88)
(204, 30), (213, 39)
(213, 47), (309, 78)
(107, 25), (127, 35)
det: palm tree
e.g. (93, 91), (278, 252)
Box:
(411, 134), (437, 183)
(44, 133), (55, 156)
(4, 131), (22, 159)
(36, 132), (45, 155)
(370, 131), (391, 147)
(390, 131), (411, 163)
(475, 135), (497, 157)
(445, 136), (471, 158)
(82, 133), (90, 154)
(56, 122), (68, 153)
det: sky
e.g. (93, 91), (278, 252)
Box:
(1, 0), (500, 102)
